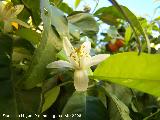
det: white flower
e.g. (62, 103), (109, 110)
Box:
(0, 1), (30, 32)
(47, 37), (110, 91)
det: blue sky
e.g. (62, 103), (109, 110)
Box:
(64, 0), (160, 19)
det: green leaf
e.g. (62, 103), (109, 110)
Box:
(17, 7), (30, 22)
(74, 0), (81, 8)
(124, 26), (132, 43)
(41, 86), (60, 113)
(59, 2), (73, 15)
(105, 91), (132, 120)
(68, 23), (81, 39)
(50, 5), (69, 37)
(22, 0), (41, 26)
(23, 0), (63, 89)
(61, 92), (107, 120)
(56, 49), (68, 61)
(93, 52), (160, 97)
(68, 13), (99, 33)
(94, 6), (124, 26)
(15, 28), (41, 46)
(0, 34), (42, 119)
(105, 83), (133, 106)
(50, 0), (62, 6)
(0, 34), (19, 119)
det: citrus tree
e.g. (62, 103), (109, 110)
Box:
(0, 0), (160, 119)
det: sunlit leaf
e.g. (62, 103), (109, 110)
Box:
(74, 0), (81, 8)
(124, 26), (132, 43)
(94, 52), (160, 97)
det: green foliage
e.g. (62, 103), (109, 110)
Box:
(0, 34), (42, 119)
(95, 3), (150, 53)
(59, 2), (73, 15)
(42, 86), (60, 113)
(0, 34), (18, 119)
(105, 91), (132, 120)
(0, 0), (160, 119)
(68, 13), (99, 34)
(124, 26), (132, 43)
(61, 92), (107, 120)
(22, 0), (41, 26)
(94, 52), (160, 97)
(23, 0), (64, 89)
(94, 6), (124, 26)
(15, 28), (41, 46)
(50, 5), (69, 38)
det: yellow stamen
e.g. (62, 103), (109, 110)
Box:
(11, 22), (18, 29)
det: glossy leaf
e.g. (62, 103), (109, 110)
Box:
(94, 52), (160, 97)
(61, 92), (107, 120)
(42, 86), (60, 113)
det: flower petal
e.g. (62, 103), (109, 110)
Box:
(89, 54), (110, 67)
(63, 37), (79, 68)
(80, 55), (91, 69)
(74, 70), (89, 91)
(0, 2), (5, 14)
(80, 41), (91, 54)
(46, 60), (74, 69)
(79, 41), (91, 68)
(63, 37), (74, 56)
(12, 5), (24, 17)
